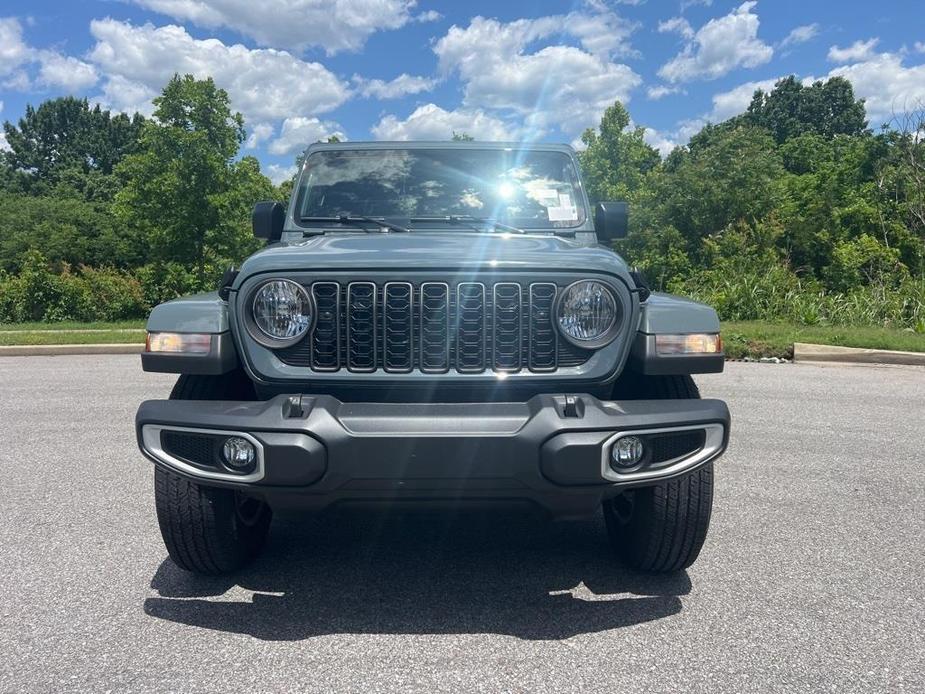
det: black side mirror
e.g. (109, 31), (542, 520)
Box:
(594, 201), (629, 241)
(252, 201), (285, 242)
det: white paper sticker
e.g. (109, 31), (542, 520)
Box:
(547, 192), (578, 221)
(534, 188), (560, 206)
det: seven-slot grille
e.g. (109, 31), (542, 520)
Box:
(276, 280), (595, 373)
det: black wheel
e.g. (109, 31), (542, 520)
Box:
(604, 374), (714, 573)
(154, 372), (271, 575)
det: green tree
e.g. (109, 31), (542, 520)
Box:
(1, 97), (144, 196)
(578, 101), (661, 204)
(115, 74), (267, 281)
(744, 76), (868, 144)
(658, 124), (785, 250)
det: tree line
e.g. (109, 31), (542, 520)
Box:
(1, 73), (923, 329)
(579, 76), (924, 330)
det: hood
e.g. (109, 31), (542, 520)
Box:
(236, 232), (630, 283)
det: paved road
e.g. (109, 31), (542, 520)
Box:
(1, 357), (923, 693)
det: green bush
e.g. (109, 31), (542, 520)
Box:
(0, 251), (151, 323)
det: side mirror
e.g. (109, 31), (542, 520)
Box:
(594, 201), (629, 241)
(252, 201), (285, 242)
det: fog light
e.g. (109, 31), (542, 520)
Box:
(222, 437), (256, 470)
(611, 436), (645, 469)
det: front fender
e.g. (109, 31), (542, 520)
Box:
(142, 292), (239, 375)
(629, 292), (724, 375)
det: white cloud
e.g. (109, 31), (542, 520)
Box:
(827, 52), (925, 126)
(415, 10), (442, 23)
(643, 127), (679, 157)
(647, 85), (683, 100)
(915, 42), (925, 54)
(681, 0), (713, 9)
(354, 73), (438, 99)
(87, 19), (350, 122)
(658, 17), (694, 41)
(268, 116), (345, 155)
(245, 122), (274, 149)
(36, 51), (99, 91)
(658, 1), (773, 83)
(371, 103), (515, 141)
(94, 74), (158, 116)
(780, 23), (819, 48)
(128, 0), (417, 54)
(707, 77), (779, 121)
(828, 38), (879, 63)
(433, 12), (641, 137)
(265, 163), (297, 186)
(0, 17), (29, 78)
(0, 101), (8, 152)
(567, 3), (640, 59)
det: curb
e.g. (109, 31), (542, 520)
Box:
(793, 342), (925, 367)
(0, 343), (144, 357)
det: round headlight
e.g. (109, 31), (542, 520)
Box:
(249, 279), (313, 347)
(556, 280), (620, 347)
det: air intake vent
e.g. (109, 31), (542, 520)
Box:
(347, 282), (377, 371)
(529, 283), (558, 371)
(492, 283), (522, 372)
(420, 283), (450, 372)
(456, 282), (486, 373)
(383, 282), (413, 372)
(160, 430), (219, 469)
(311, 281), (340, 371)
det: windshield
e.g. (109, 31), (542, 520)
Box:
(295, 148), (587, 230)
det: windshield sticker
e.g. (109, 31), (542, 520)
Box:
(532, 188), (560, 207)
(547, 193), (578, 221)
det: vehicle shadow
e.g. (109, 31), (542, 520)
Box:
(144, 508), (691, 641)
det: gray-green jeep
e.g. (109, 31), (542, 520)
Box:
(136, 141), (729, 575)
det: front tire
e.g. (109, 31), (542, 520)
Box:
(154, 371), (271, 575)
(604, 374), (715, 573)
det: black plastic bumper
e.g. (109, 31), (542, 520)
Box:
(136, 394), (730, 518)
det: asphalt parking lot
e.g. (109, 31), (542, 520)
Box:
(1, 356), (923, 693)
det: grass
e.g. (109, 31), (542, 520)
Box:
(0, 320), (145, 332)
(0, 329), (145, 346)
(722, 321), (925, 359)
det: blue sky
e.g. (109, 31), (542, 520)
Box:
(1, 0), (924, 183)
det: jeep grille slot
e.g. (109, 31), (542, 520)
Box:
(273, 278), (596, 373)
(492, 283), (522, 371)
(311, 281), (340, 371)
(420, 282), (450, 372)
(383, 282), (413, 372)
(347, 282), (377, 371)
(456, 282), (486, 372)
(529, 283), (558, 371)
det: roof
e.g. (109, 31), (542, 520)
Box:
(304, 140), (577, 155)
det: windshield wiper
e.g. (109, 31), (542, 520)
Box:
(409, 215), (526, 234)
(300, 214), (410, 234)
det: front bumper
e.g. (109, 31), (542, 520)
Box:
(136, 394), (730, 518)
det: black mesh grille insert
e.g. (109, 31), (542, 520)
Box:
(420, 283), (450, 372)
(492, 283), (522, 371)
(160, 430), (219, 469)
(456, 282), (486, 372)
(529, 283), (558, 371)
(347, 282), (377, 371)
(647, 430), (707, 465)
(383, 282), (413, 372)
(311, 282), (340, 370)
